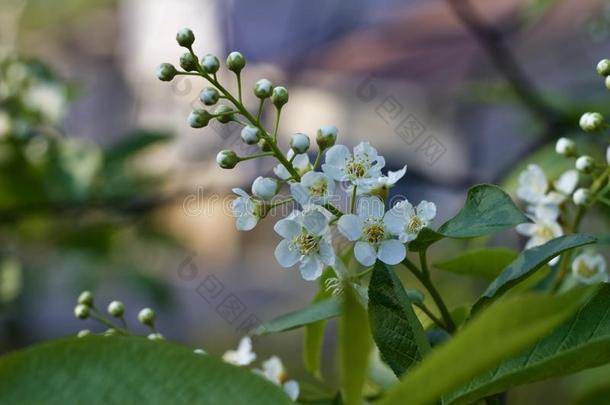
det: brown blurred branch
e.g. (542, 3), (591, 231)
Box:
(445, 0), (568, 132)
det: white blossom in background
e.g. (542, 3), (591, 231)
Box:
(517, 164), (549, 205)
(23, 82), (66, 123)
(290, 171), (336, 205)
(274, 150), (311, 180)
(385, 200), (437, 243)
(572, 252), (608, 284)
(274, 207), (335, 281)
(338, 196), (405, 266)
(358, 165), (407, 195)
(222, 336), (256, 366)
(231, 188), (263, 231)
(0, 111), (11, 138)
(254, 356), (299, 401)
(322, 142), (385, 187)
(516, 205), (563, 266)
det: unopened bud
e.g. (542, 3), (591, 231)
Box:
(254, 79), (273, 99)
(216, 150), (239, 169)
(156, 63), (177, 82)
(74, 304), (90, 320)
(271, 86), (288, 109)
(201, 54), (220, 74)
(107, 301), (125, 318)
(176, 28), (195, 48)
(290, 133), (310, 154)
(579, 112), (605, 133)
(316, 125), (338, 149)
(138, 308), (156, 326)
(180, 52), (198, 72)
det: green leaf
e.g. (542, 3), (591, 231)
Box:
(472, 234), (596, 314)
(376, 287), (595, 405)
(408, 184), (528, 252)
(0, 336), (292, 404)
(253, 298), (340, 336)
(340, 284), (372, 405)
(434, 248), (519, 280)
(105, 130), (173, 163)
(304, 269), (336, 378)
(447, 284), (610, 404)
(368, 261), (430, 376)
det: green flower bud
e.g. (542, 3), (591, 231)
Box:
(597, 59), (610, 76)
(200, 87), (219, 106)
(226, 51), (246, 73)
(138, 308), (156, 326)
(74, 304), (90, 320)
(77, 329), (91, 338)
(104, 328), (118, 337)
(78, 290), (94, 306)
(214, 104), (234, 123)
(579, 112), (605, 133)
(290, 133), (310, 154)
(259, 139), (272, 152)
(316, 125), (338, 149)
(194, 348), (207, 355)
(573, 188), (592, 206)
(576, 155), (595, 174)
(605, 76), (610, 91)
(555, 137), (576, 157)
(252, 176), (279, 200)
(406, 288), (425, 304)
(107, 300), (125, 317)
(201, 54), (219, 74)
(176, 28), (195, 48)
(271, 86), (288, 109)
(241, 125), (261, 145)
(147, 333), (164, 341)
(187, 109), (212, 128)
(216, 149), (240, 169)
(180, 52), (198, 72)
(254, 79), (273, 99)
(156, 63), (177, 82)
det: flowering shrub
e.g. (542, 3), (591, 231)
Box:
(1, 30), (610, 405)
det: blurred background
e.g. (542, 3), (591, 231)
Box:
(1, 0), (610, 402)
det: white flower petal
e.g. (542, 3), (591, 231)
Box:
(318, 239), (336, 265)
(290, 183), (310, 205)
(554, 170), (578, 195)
(377, 239), (406, 265)
(386, 165), (407, 185)
(516, 223), (536, 236)
(299, 256), (324, 280)
(274, 218), (302, 239)
(517, 164), (548, 204)
(354, 241), (377, 267)
(417, 200), (436, 221)
(338, 214), (364, 241)
(357, 196), (385, 219)
(283, 380), (300, 401)
(236, 214), (258, 231)
(302, 210), (328, 236)
(222, 337), (256, 366)
(275, 240), (300, 268)
(325, 144), (350, 167)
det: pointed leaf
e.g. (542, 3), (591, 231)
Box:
(253, 298), (341, 336)
(408, 184), (528, 251)
(0, 336), (292, 404)
(376, 287), (595, 405)
(434, 248), (519, 280)
(340, 284), (372, 405)
(368, 261), (430, 376)
(447, 284), (610, 404)
(472, 234), (596, 314)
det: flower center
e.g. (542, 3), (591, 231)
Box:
(407, 215), (424, 234)
(536, 225), (555, 241)
(364, 220), (385, 244)
(309, 180), (328, 197)
(294, 232), (320, 256)
(576, 261), (599, 278)
(344, 157), (370, 179)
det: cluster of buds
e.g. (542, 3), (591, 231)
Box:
(73, 290), (162, 340)
(556, 59), (610, 206)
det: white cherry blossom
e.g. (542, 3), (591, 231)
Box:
(384, 199), (437, 243)
(572, 252), (608, 284)
(231, 188), (263, 231)
(274, 207), (335, 280)
(222, 336), (256, 366)
(290, 171), (336, 206)
(322, 142), (385, 186)
(274, 150), (311, 180)
(254, 356), (299, 401)
(337, 196), (405, 266)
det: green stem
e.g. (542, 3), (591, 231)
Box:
(403, 256), (456, 334)
(256, 98), (265, 123)
(239, 152), (275, 162)
(350, 186), (358, 214)
(312, 149), (324, 169)
(414, 302), (448, 330)
(323, 203), (344, 219)
(273, 109), (281, 142)
(236, 73), (243, 103)
(89, 312), (130, 335)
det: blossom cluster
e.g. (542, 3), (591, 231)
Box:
(220, 336), (299, 401)
(234, 140), (437, 280)
(515, 58), (610, 284)
(157, 28), (437, 282)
